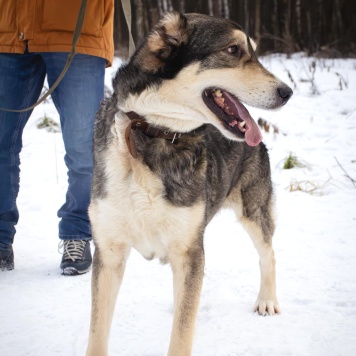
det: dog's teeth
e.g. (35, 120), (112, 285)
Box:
(214, 89), (222, 97)
(238, 121), (246, 132)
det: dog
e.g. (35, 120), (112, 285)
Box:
(86, 12), (292, 356)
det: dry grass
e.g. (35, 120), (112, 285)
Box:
(37, 114), (60, 133)
(257, 117), (285, 135)
(289, 178), (331, 196)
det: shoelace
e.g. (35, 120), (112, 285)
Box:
(58, 240), (87, 262)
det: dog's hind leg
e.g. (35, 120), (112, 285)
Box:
(167, 242), (205, 356)
(86, 242), (130, 356)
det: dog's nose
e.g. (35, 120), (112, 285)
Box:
(277, 86), (293, 104)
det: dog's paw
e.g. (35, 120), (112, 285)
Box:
(254, 299), (280, 316)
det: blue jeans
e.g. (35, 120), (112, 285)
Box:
(0, 50), (106, 248)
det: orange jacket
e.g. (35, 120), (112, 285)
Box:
(0, 0), (114, 66)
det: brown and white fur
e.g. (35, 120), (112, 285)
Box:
(86, 12), (292, 356)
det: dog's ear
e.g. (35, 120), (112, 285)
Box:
(135, 12), (188, 73)
(148, 12), (188, 60)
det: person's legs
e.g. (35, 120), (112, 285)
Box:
(0, 52), (46, 270)
(42, 53), (105, 274)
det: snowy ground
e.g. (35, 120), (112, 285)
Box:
(1, 54), (356, 356)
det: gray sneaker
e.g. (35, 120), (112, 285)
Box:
(0, 245), (14, 271)
(59, 240), (92, 276)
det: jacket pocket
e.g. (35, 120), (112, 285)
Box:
(40, 0), (103, 37)
(0, 1), (16, 33)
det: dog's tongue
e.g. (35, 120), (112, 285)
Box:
(224, 92), (262, 146)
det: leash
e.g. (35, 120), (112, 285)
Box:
(0, 0), (88, 113)
(121, 0), (136, 57)
(125, 111), (182, 158)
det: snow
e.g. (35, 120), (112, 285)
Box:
(1, 54), (356, 356)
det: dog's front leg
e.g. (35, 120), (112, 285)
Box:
(241, 217), (280, 316)
(167, 244), (205, 356)
(86, 244), (130, 356)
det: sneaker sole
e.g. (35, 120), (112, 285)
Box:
(62, 266), (91, 276)
(0, 262), (14, 271)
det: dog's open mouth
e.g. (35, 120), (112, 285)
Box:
(202, 88), (262, 146)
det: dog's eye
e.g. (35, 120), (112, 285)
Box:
(226, 45), (243, 58)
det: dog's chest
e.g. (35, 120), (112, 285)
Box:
(125, 170), (170, 259)
(105, 157), (205, 261)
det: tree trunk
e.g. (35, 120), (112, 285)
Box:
(316, 0), (323, 49)
(244, 0), (249, 35)
(212, 0), (222, 17)
(134, 0), (145, 44)
(283, 0), (292, 54)
(167, 0), (173, 11)
(171, 0), (183, 12)
(157, 0), (163, 15)
(296, 0), (302, 49)
(179, 0), (185, 12)
(223, 0), (229, 18)
(255, 0), (261, 51)
(306, 9), (312, 54)
(272, 0), (279, 51)
(114, 0), (129, 58)
(335, 0), (343, 37)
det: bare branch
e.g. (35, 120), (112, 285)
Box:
(334, 156), (356, 188)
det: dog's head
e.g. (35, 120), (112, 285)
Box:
(117, 12), (293, 146)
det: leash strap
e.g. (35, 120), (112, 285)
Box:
(0, 0), (88, 113)
(121, 0), (136, 57)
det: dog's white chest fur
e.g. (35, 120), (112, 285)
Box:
(121, 167), (176, 260)
(90, 141), (205, 261)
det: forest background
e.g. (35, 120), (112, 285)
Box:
(113, 0), (356, 58)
